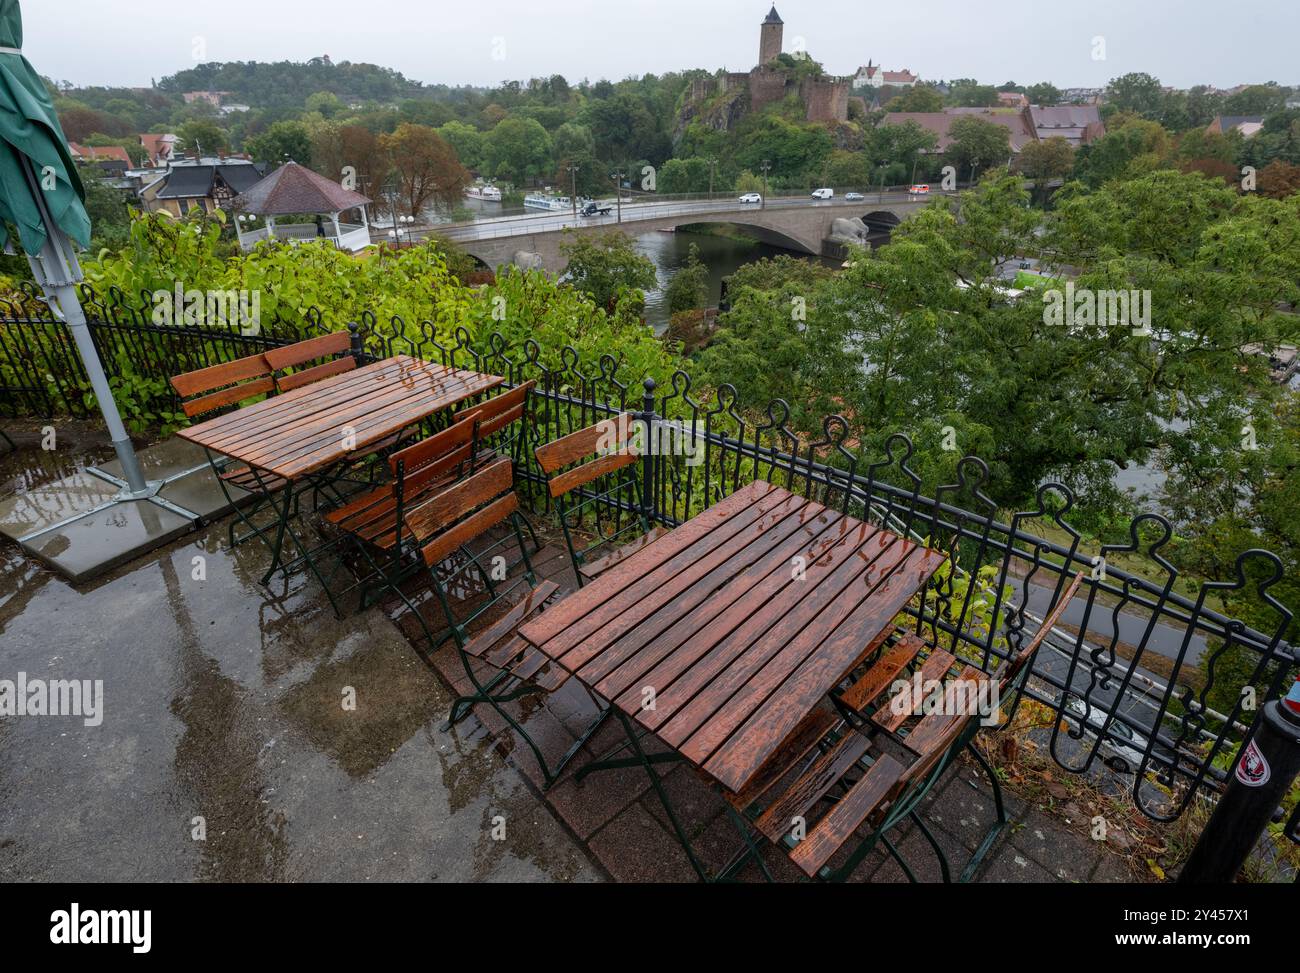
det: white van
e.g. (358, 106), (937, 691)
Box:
(810, 188), (834, 200)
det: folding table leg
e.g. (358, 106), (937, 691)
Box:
(591, 710), (707, 881)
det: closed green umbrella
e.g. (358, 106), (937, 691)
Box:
(0, 0), (147, 492)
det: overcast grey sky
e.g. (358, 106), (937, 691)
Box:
(24, 0), (1298, 91)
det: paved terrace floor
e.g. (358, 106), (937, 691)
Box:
(0, 420), (1138, 883)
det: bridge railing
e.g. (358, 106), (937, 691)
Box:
(435, 191), (941, 241)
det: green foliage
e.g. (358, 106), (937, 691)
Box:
(664, 244), (709, 315)
(247, 120), (313, 165)
(558, 230), (658, 311)
(482, 116), (552, 185)
(885, 85), (945, 113)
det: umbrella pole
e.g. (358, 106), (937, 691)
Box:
(22, 162), (150, 495)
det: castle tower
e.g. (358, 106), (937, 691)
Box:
(759, 5), (784, 65)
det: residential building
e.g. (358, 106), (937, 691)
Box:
(997, 91), (1029, 109)
(1027, 106), (1106, 148)
(139, 158), (267, 217)
(138, 133), (178, 167)
(853, 61), (919, 89)
(182, 90), (232, 106)
(1206, 115), (1265, 137)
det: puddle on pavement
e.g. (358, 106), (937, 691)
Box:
(0, 421), (599, 882)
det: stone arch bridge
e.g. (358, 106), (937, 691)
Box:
(431, 194), (944, 272)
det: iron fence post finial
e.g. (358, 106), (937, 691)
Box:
(347, 320), (364, 365)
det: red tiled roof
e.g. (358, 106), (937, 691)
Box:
(232, 161), (371, 215)
(70, 143), (132, 164)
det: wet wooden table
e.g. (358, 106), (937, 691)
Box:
(177, 355), (502, 481)
(519, 478), (947, 798)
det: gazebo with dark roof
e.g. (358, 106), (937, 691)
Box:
(231, 161), (373, 252)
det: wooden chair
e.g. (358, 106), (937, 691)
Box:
(170, 351), (293, 550)
(323, 381), (540, 605)
(720, 571), (1086, 883)
(378, 456), (604, 787)
(533, 413), (666, 588)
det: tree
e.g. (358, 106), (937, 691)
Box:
(1015, 136), (1075, 204)
(1025, 83), (1062, 107)
(378, 123), (469, 215)
(1072, 117), (1170, 188)
(78, 165), (133, 250)
(1105, 72), (1165, 118)
(305, 91), (343, 118)
(944, 116), (1012, 176)
(1256, 159), (1300, 199)
(696, 171), (1300, 540)
(559, 230), (657, 311)
(665, 243), (709, 315)
(659, 157), (714, 194)
(177, 119), (229, 157)
(885, 85), (944, 113)
(482, 116), (552, 185)
(1223, 83), (1287, 117)
(312, 123), (391, 201)
(437, 120), (484, 172)
(947, 82), (1001, 108)
(246, 120), (312, 166)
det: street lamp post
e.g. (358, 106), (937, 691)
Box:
(611, 169), (625, 223)
(760, 160), (771, 209)
(567, 164), (579, 218)
(707, 157), (717, 200)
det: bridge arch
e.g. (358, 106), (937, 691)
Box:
(860, 210), (903, 233)
(662, 221), (817, 256)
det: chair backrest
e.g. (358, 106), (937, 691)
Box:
(998, 571), (1086, 689)
(410, 456), (518, 568)
(457, 380), (535, 441)
(170, 351), (275, 418)
(534, 413), (639, 499)
(264, 332), (356, 393)
(389, 412), (480, 492)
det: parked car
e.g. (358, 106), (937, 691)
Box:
(1062, 697), (1149, 774)
(908, 184), (930, 195)
(738, 192), (763, 204)
(844, 192), (865, 201)
(811, 188), (834, 200)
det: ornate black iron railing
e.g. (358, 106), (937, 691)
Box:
(361, 317), (1298, 828)
(4, 291), (1297, 829)
(0, 283), (303, 421)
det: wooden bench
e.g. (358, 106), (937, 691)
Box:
(170, 351), (286, 495)
(264, 331), (356, 393)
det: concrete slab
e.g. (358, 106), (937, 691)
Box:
(156, 465), (250, 521)
(19, 498), (195, 584)
(97, 436), (210, 482)
(0, 468), (121, 540)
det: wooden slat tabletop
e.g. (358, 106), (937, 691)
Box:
(176, 355), (503, 481)
(519, 480), (946, 794)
